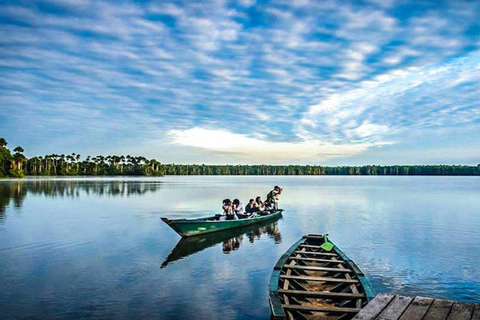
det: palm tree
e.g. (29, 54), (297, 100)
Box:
(76, 154), (81, 173)
(13, 146), (26, 171)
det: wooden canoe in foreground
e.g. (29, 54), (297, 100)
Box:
(269, 234), (375, 320)
(161, 210), (283, 237)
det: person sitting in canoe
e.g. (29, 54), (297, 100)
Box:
(254, 196), (265, 212)
(222, 199), (237, 220)
(245, 199), (256, 215)
(222, 199), (232, 213)
(233, 198), (245, 216)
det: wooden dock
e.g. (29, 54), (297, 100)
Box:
(353, 294), (479, 320)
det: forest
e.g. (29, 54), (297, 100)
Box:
(0, 137), (479, 177)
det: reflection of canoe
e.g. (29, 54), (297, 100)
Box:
(269, 234), (375, 320)
(161, 214), (282, 268)
(161, 210), (283, 237)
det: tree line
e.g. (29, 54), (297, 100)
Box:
(1, 137), (479, 177)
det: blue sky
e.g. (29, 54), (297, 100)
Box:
(1, 0), (479, 165)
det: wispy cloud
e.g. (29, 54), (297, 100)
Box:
(0, 0), (479, 163)
(169, 127), (390, 163)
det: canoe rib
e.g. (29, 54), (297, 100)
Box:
(278, 290), (365, 299)
(283, 265), (353, 273)
(268, 234), (375, 320)
(281, 304), (362, 313)
(280, 275), (359, 284)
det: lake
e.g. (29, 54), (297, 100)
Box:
(0, 176), (479, 319)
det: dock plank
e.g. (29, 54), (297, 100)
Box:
(424, 299), (453, 320)
(352, 294), (395, 320)
(447, 302), (474, 320)
(353, 295), (478, 320)
(376, 295), (413, 320)
(471, 305), (480, 320)
(398, 296), (434, 320)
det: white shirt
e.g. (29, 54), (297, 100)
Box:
(233, 203), (244, 214)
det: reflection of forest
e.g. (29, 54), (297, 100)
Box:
(222, 222), (282, 253)
(0, 182), (27, 220)
(0, 180), (163, 219)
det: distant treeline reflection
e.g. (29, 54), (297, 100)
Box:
(0, 180), (162, 217)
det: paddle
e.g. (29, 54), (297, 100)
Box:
(320, 234), (334, 251)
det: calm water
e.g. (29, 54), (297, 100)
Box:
(0, 176), (479, 319)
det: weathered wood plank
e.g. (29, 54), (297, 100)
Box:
(280, 274), (358, 283)
(303, 234), (324, 239)
(471, 305), (480, 320)
(352, 294), (395, 320)
(447, 302), (474, 320)
(288, 256), (345, 264)
(294, 251), (339, 258)
(300, 244), (331, 249)
(424, 299), (453, 320)
(337, 261), (362, 308)
(284, 265), (352, 273)
(278, 289), (365, 299)
(282, 249), (305, 320)
(282, 304), (361, 313)
(398, 296), (434, 320)
(376, 295), (413, 320)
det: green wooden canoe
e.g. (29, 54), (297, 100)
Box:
(269, 234), (375, 320)
(161, 210), (283, 237)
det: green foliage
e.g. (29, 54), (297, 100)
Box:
(13, 146), (24, 154)
(159, 164), (480, 176)
(26, 154), (165, 176)
(8, 169), (25, 178)
(1, 136), (479, 177)
(0, 145), (12, 177)
(22, 157), (480, 177)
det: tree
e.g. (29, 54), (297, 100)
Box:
(0, 138), (7, 148)
(13, 146), (24, 154)
(12, 146), (26, 171)
(0, 138), (12, 177)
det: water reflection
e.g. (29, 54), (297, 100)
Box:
(161, 217), (282, 268)
(0, 176), (479, 319)
(0, 182), (27, 219)
(0, 179), (163, 219)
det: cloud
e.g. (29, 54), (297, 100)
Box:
(168, 127), (390, 163)
(0, 0), (479, 163)
(299, 51), (480, 146)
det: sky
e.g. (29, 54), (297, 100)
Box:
(0, 0), (479, 165)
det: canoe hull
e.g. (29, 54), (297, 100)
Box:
(162, 210), (283, 237)
(269, 234), (375, 320)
